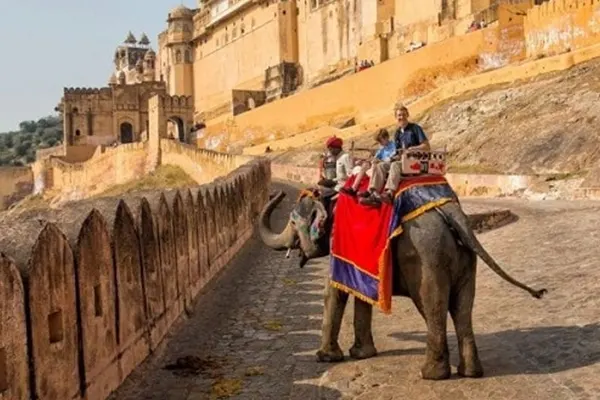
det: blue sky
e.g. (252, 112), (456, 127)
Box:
(0, 1), (193, 132)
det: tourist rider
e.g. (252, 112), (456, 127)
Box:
(359, 103), (430, 207)
(340, 128), (396, 196)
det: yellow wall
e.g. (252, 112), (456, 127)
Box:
(193, 2), (282, 114)
(296, 0), (359, 84)
(203, 28), (489, 151)
(48, 143), (149, 200)
(525, 0), (600, 58)
(244, 38), (600, 155)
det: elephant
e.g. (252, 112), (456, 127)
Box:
(258, 189), (547, 380)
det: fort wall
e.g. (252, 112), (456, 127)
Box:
(0, 167), (34, 211)
(245, 34), (600, 155)
(202, 28), (492, 152)
(47, 143), (149, 201)
(0, 157), (271, 400)
(525, 0), (600, 58)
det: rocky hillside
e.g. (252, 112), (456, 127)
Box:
(270, 58), (600, 177)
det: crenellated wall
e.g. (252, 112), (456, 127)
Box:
(525, 0), (600, 58)
(0, 157), (271, 400)
(160, 139), (253, 184)
(27, 136), (253, 206)
(46, 142), (150, 201)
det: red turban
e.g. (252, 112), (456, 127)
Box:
(326, 136), (343, 148)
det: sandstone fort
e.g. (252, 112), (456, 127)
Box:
(1, 0), (600, 398)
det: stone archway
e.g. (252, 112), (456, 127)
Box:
(167, 117), (185, 143)
(120, 122), (134, 144)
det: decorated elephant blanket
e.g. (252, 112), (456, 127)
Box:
(330, 174), (457, 313)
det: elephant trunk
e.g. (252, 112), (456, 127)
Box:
(258, 190), (296, 251)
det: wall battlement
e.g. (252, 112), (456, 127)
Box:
(526, 0), (591, 20)
(161, 94), (194, 110)
(64, 87), (113, 96)
(0, 156), (271, 400)
(524, 0), (600, 57)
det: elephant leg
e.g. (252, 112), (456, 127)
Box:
(349, 298), (377, 359)
(450, 263), (483, 378)
(417, 272), (451, 380)
(316, 281), (348, 362)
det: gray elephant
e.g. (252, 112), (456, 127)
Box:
(258, 189), (546, 380)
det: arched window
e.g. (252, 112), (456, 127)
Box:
(175, 50), (182, 63)
(184, 50), (192, 63)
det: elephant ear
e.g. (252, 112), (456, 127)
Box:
(310, 201), (328, 242)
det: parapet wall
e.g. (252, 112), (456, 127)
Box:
(48, 142), (149, 200)
(525, 0), (600, 58)
(0, 157), (271, 400)
(160, 139), (253, 185)
(0, 167), (34, 211)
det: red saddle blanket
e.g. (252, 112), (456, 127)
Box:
(330, 173), (457, 313)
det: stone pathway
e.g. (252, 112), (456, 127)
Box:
(110, 184), (600, 400)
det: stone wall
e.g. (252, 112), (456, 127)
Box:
(35, 145), (65, 161)
(525, 0), (600, 58)
(0, 167), (34, 211)
(160, 139), (253, 184)
(46, 143), (149, 201)
(244, 29), (600, 155)
(202, 28), (491, 151)
(0, 157), (271, 400)
(269, 162), (533, 197)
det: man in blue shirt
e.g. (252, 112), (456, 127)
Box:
(359, 103), (430, 206)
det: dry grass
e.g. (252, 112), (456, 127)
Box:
(262, 320), (283, 331)
(210, 378), (243, 399)
(96, 165), (197, 198)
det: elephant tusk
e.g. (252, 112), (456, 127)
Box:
(285, 248), (292, 258)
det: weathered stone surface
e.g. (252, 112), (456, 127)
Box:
(0, 157), (271, 399)
(0, 253), (29, 400)
(75, 210), (120, 400)
(109, 184), (600, 400)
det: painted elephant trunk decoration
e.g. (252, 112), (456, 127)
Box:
(258, 191), (296, 251)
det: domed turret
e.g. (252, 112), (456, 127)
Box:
(108, 73), (118, 85)
(169, 5), (193, 20)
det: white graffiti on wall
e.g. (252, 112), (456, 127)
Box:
(526, 14), (589, 56)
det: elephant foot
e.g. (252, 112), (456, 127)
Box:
(420, 359), (451, 380)
(457, 360), (484, 378)
(349, 343), (378, 360)
(316, 346), (345, 363)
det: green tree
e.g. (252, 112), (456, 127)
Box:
(18, 121), (37, 133)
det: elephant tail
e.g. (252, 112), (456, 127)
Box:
(435, 204), (547, 299)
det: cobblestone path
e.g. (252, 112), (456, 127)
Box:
(110, 183), (600, 400)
